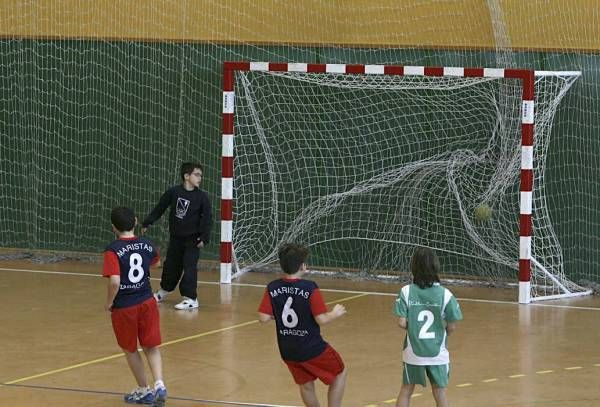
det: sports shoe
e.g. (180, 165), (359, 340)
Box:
(124, 386), (154, 405)
(174, 297), (199, 310)
(152, 386), (167, 407)
(153, 288), (170, 303)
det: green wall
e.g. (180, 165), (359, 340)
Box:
(0, 39), (598, 283)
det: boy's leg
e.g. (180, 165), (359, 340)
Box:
(397, 363), (425, 407)
(178, 239), (200, 300)
(431, 386), (449, 407)
(138, 300), (166, 406)
(143, 347), (167, 407)
(142, 347), (163, 384)
(124, 350), (148, 388)
(396, 384), (415, 407)
(426, 365), (449, 407)
(299, 380), (320, 407)
(327, 368), (347, 407)
(291, 345), (344, 407)
(160, 237), (185, 292)
(112, 305), (149, 389)
(113, 304), (153, 404)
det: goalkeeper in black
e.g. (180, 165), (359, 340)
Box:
(142, 162), (212, 310)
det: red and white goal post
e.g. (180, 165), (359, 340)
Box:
(220, 61), (589, 304)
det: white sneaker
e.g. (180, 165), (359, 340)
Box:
(153, 288), (170, 303)
(174, 297), (199, 310)
(152, 386), (167, 407)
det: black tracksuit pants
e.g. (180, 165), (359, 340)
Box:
(160, 235), (200, 300)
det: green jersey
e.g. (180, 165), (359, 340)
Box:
(393, 283), (462, 365)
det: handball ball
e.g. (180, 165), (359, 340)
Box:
(474, 204), (492, 221)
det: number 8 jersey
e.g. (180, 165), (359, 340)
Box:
(258, 278), (328, 362)
(393, 283), (462, 365)
(103, 236), (160, 309)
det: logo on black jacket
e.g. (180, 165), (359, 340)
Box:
(176, 198), (190, 219)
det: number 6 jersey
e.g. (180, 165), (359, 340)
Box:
(258, 278), (328, 362)
(103, 236), (160, 309)
(393, 283), (463, 365)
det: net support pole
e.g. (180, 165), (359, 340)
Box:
(220, 63), (235, 284)
(505, 69), (535, 304)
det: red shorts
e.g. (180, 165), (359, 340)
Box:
(111, 297), (161, 353)
(284, 345), (345, 385)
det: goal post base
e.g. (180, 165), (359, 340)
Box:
(519, 281), (531, 304)
(530, 289), (593, 302)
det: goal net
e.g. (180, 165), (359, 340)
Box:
(221, 63), (588, 303)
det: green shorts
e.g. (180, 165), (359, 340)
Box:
(402, 363), (450, 388)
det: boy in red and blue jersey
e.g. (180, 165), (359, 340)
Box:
(258, 243), (347, 407)
(103, 207), (167, 406)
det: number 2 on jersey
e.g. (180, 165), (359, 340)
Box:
(282, 296), (299, 328)
(417, 310), (435, 339)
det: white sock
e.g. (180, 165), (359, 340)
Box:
(154, 380), (165, 390)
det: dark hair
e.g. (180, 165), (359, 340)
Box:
(411, 247), (441, 289)
(278, 243), (309, 274)
(180, 162), (203, 181)
(111, 206), (136, 232)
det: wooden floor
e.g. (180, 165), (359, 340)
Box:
(1, 259), (600, 407)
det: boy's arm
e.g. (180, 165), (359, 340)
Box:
(315, 304), (346, 325)
(105, 275), (120, 311)
(151, 248), (161, 266)
(443, 290), (462, 336)
(393, 288), (409, 330)
(196, 192), (212, 246)
(141, 189), (172, 232)
(258, 312), (274, 323)
(310, 287), (346, 325)
(257, 288), (274, 323)
(102, 250), (121, 311)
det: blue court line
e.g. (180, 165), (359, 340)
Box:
(2, 383), (301, 407)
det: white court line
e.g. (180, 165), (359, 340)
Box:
(1, 267), (599, 310)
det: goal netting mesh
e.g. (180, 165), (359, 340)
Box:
(230, 69), (586, 300)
